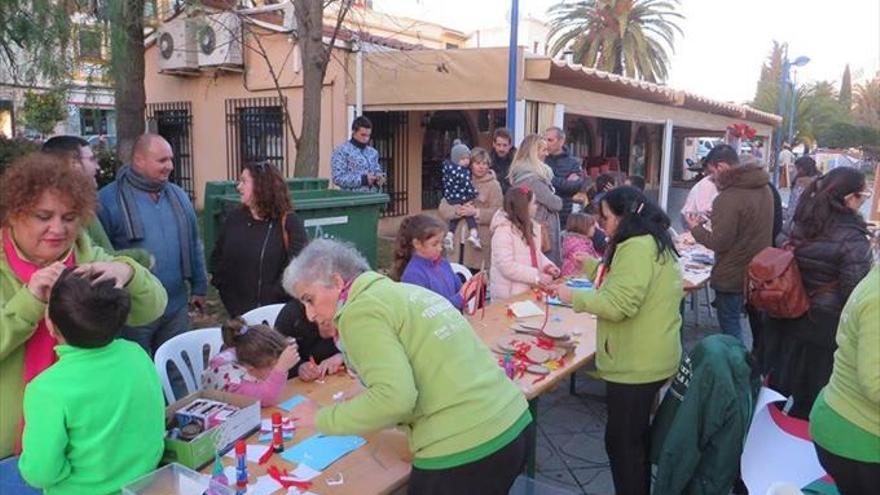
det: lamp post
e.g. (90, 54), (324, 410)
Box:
(506, 0), (519, 131)
(772, 50), (810, 185)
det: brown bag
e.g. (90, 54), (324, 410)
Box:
(746, 246), (810, 319)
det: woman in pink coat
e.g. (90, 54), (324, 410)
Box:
(489, 185), (560, 300)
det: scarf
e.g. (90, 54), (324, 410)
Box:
(116, 165), (193, 279)
(349, 138), (367, 150)
(3, 228), (75, 452)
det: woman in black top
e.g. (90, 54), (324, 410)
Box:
(210, 162), (308, 317)
(274, 299), (344, 380)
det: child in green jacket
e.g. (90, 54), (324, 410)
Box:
(19, 268), (165, 495)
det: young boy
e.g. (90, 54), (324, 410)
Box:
(18, 268), (165, 495)
(442, 140), (481, 249)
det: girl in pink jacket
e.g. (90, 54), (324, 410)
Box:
(489, 186), (560, 300)
(202, 318), (300, 406)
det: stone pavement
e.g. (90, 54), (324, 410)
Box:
(531, 294), (753, 494)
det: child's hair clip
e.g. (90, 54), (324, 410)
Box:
(238, 325), (250, 336)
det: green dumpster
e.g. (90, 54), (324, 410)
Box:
(206, 189), (388, 268)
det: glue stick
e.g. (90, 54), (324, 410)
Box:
(271, 412), (284, 453)
(234, 440), (247, 493)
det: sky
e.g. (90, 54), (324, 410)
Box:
(373, 0), (880, 104)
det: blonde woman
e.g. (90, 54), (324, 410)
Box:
(507, 134), (563, 264)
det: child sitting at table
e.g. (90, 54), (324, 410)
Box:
(19, 268), (165, 494)
(274, 299), (344, 382)
(561, 212), (600, 277)
(391, 213), (479, 311)
(202, 318), (300, 406)
(489, 185), (560, 300)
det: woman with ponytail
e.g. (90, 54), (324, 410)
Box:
(766, 167), (873, 419)
(201, 317), (300, 406)
(555, 186), (682, 495)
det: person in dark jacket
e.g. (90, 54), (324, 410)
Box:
(274, 299), (343, 381)
(211, 162), (308, 317)
(765, 167), (873, 419)
(544, 127), (586, 228)
(651, 335), (760, 495)
(686, 147), (773, 343)
(490, 127), (516, 194)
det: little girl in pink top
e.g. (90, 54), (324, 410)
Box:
(201, 318), (300, 406)
(561, 212), (600, 277)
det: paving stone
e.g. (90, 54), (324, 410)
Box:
(548, 431), (608, 469)
(573, 466), (615, 495)
(534, 469), (584, 493)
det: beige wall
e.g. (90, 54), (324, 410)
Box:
(144, 33), (351, 207)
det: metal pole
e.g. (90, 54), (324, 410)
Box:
(659, 119), (674, 211)
(772, 59), (790, 186)
(355, 41), (363, 117)
(506, 0), (519, 131)
(786, 79), (797, 144)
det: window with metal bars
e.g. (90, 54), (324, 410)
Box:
(225, 97), (289, 179)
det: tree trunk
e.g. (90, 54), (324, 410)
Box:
(111, 0), (146, 164)
(293, 0), (325, 178)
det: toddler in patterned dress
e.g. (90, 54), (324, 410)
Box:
(561, 212), (600, 277)
(201, 318), (300, 406)
(442, 140), (481, 249)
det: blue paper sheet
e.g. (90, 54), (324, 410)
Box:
(566, 278), (594, 289)
(281, 434), (366, 471)
(258, 431), (294, 442)
(278, 395), (307, 411)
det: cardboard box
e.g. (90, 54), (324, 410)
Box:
(163, 390), (260, 470)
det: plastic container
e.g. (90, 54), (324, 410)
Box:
(208, 189), (388, 268)
(122, 463), (234, 495)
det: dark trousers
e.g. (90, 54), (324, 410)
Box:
(606, 379), (666, 495)
(815, 444), (880, 495)
(449, 216), (477, 233)
(407, 424), (532, 495)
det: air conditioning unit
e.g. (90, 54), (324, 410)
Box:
(157, 18), (198, 71)
(198, 12), (243, 68)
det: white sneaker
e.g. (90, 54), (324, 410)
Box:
(467, 233), (482, 249)
(444, 232), (454, 250)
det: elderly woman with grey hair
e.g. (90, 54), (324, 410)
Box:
(284, 239), (531, 495)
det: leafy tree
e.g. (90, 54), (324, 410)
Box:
(546, 0), (683, 82)
(0, 0), (75, 84)
(817, 122), (880, 149)
(853, 74), (880, 130)
(839, 64), (852, 112)
(21, 90), (67, 135)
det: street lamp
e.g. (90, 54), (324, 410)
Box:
(772, 48), (810, 186)
(506, 0), (520, 132)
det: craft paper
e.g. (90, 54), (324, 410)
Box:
(222, 467), (284, 495)
(224, 444), (270, 464)
(546, 295), (571, 307)
(278, 395), (308, 411)
(508, 300), (544, 318)
(289, 463), (322, 481)
(741, 387), (827, 495)
(566, 278), (593, 289)
(281, 434), (366, 471)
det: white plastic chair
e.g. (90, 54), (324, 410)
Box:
(450, 262), (477, 313)
(241, 303), (286, 327)
(154, 327), (223, 403)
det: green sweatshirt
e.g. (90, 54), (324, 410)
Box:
(0, 229), (167, 459)
(573, 235), (683, 384)
(810, 265), (880, 463)
(316, 272), (530, 466)
(19, 340), (165, 494)
(84, 218), (153, 268)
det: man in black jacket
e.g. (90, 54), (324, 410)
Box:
(544, 126), (586, 227)
(490, 127), (516, 194)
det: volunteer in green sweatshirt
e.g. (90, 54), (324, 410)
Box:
(19, 268), (165, 495)
(284, 239), (532, 495)
(556, 186), (683, 495)
(810, 264), (880, 495)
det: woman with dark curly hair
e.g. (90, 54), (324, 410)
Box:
(0, 152), (167, 461)
(211, 162), (308, 317)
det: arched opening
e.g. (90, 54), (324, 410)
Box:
(420, 110), (476, 209)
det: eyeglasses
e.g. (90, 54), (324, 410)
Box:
(856, 190), (873, 199)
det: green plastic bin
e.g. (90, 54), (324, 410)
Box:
(206, 189), (388, 268)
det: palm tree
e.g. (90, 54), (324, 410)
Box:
(853, 74), (880, 130)
(546, 0), (684, 83)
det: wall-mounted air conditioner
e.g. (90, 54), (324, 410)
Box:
(198, 12), (243, 68)
(157, 18), (198, 72)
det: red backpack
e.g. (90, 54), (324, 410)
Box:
(746, 246), (810, 319)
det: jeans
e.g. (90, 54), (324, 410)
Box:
(605, 379), (666, 495)
(0, 457), (40, 495)
(714, 291), (745, 341)
(408, 423), (531, 495)
(121, 303), (191, 400)
(815, 444), (880, 495)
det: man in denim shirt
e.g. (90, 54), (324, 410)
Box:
(331, 116), (385, 192)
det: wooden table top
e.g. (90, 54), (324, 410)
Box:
(205, 294), (599, 493)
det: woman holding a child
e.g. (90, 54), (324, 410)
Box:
(0, 152), (168, 461)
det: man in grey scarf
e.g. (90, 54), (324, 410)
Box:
(98, 135), (207, 380)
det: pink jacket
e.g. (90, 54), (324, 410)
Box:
(561, 233), (599, 277)
(489, 211), (555, 300)
(201, 348), (287, 406)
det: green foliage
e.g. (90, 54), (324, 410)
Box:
(0, 136), (40, 172)
(546, 0), (684, 82)
(854, 75), (880, 130)
(817, 122), (880, 149)
(0, 0), (76, 84)
(839, 64), (852, 111)
(94, 143), (121, 188)
(21, 90), (67, 136)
